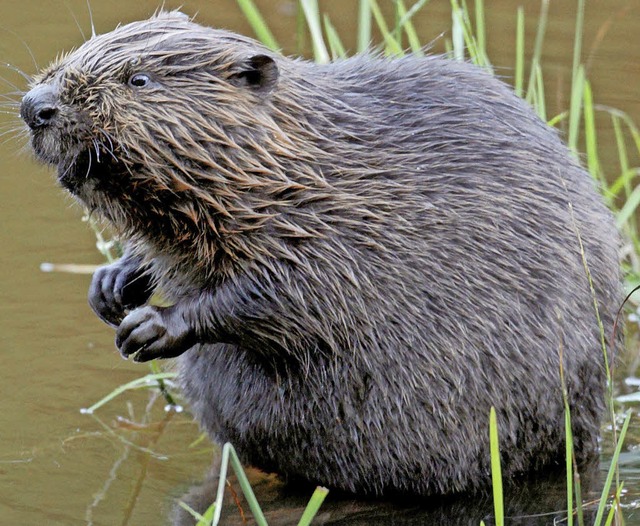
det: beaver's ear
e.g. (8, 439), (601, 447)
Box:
(229, 55), (278, 95)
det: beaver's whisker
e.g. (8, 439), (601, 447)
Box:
(85, 0), (96, 39)
(85, 148), (93, 180)
(58, 160), (75, 180)
(0, 76), (25, 95)
(0, 121), (24, 132)
(0, 104), (21, 112)
(0, 95), (22, 106)
(64, 3), (87, 43)
(1, 63), (32, 84)
(5, 88), (25, 95)
(0, 28), (38, 71)
(92, 139), (101, 162)
(98, 129), (117, 160)
(118, 141), (131, 159)
(0, 126), (28, 143)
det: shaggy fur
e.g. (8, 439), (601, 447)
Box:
(21, 11), (621, 496)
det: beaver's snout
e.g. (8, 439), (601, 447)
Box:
(21, 84), (59, 130)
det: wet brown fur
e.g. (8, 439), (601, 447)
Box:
(23, 11), (622, 497)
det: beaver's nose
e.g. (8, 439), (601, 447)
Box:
(21, 84), (59, 130)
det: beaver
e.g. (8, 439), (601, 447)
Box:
(20, 11), (621, 497)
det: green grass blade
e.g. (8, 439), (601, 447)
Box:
(450, 1), (465, 61)
(629, 120), (640, 154)
(604, 501), (617, 526)
(368, 0), (405, 56)
(81, 372), (178, 413)
(295, 3), (308, 55)
(574, 470), (584, 526)
(209, 443), (327, 525)
(604, 484), (624, 526)
(474, 0), (486, 60)
(227, 444), (269, 526)
(86, 412), (169, 459)
(301, 0), (330, 63)
(449, 0), (490, 68)
(611, 114), (631, 194)
(525, 0), (549, 104)
(534, 63), (547, 121)
(568, 65), (585, 154)
(235, 0), (280, 50)
(187, 432), (208, 449)
(197, 502), (217, 526)
(149, 359), (178, 406)
(297, 486), (330, 526)
(324, 15), (347, 60)
(395, 0), (431, 38)
(568, 196), (624, 525)
(395, 0), (424, 56)
(177, 500), (216, 525)
(489, 407), (504, 526)
(558, 324), (576, 526)
(602, 107), (640, 155)
(548, 110), (568, 128)
(567, 0), (586, 155)
(514, 6), (524, 97)
(616, 183), (640, 228)
(444, 38), (453, 59)
(564, 408), (574, 526)
(210, 443), (270, 525)
(571, 0), (585, 90)
(177, 501), (207, 522)
(608, 169), (640, 204)
(393, 2), (402, 44)
(593, 411), (631, 526)
(357, 0), (372, 53)
(84, 214), (118, 263)
(211, 444), (231, 525)
(583, 80), (603, 183)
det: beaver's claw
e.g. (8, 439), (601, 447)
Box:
(89, 257), (153, 328)
(116, 305), (196, 361)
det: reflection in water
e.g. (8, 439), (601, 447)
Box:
(173, 459), (601, 525)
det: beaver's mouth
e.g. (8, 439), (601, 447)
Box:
(56, 148), (130, 201)
(27, 129), (109, 198)
(57, 149), (102, 195)
(24, 114), (123, 199)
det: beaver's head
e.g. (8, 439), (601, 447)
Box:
(19, 11), (308, 265)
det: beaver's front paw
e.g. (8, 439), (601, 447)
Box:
(89, 258), (153, 328)
(116, 305), (196, 362)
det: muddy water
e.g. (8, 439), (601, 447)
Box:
(1, 1), (639, 524)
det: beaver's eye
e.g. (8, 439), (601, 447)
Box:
(128, 73), (151, 88)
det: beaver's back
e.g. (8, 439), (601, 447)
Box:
(179, 55), (620, 495)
